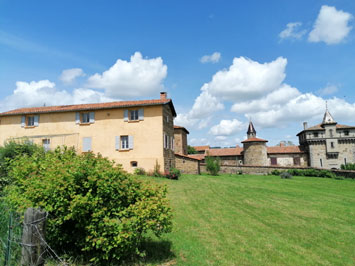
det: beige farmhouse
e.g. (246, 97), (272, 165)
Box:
(0, 92), (176, 173)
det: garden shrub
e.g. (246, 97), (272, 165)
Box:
(4, 147), (172, 264)
(281, 172), (293, 179)
(0, 139), (43, 193)
(270, 169), (280, 176)
(205, 156), (221, 176)
(134, 167), (146, 175)
(341, 163), (355, 170)
(165, 168), (181, 180)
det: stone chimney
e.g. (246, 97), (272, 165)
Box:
(160, 92), (167, 100)
(303, 122), (308, 130)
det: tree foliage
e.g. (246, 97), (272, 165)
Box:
(187, 145), (197, 154)
(205, 156), (221, 176)
(4, 147), (172, 264)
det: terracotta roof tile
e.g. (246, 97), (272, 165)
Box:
(297, 123), (355, 135)
(187, 154), (205, 160)
(175, 153), (201, 161)
(241, 137), (268, 143)
(0, 98), (176, 117)
(193, 145), (210, 151)
(174, 125), (189, 134)
(267, 146), (304, 154)
(206, 147), (243, 156)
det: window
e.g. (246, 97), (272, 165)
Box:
(293, 157), (300, 166)
(82, 137), (92, 152)
(331, 142), (334, 148)
(131, 161), (138, 167)
(313, 132), (319, 138)
(164, 133), (169, 149)
(130, 110), (139, 121)
(82, 113), (90, 123)
(344, 158), (347, 165)
(42, 139), (50, 152)
(76, 112), (95, 124)
(329, 129), (333, 137)
(21, 115), (39, 127)
(344, 131), (349, 136)
(320, 158), (323, 167)
(121, 136), (129, 149)
(124, 109), (144, 122)
(271, 157), (277, 165)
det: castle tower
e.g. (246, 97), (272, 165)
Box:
(242, 122), (268, 166)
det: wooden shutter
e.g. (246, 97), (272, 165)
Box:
(75, 112), (80, 124)
(83, 137), (92, 152)
(138, 108), (144, 120)
(89, 112), (95, 123)
(115, 136), (120, 150)
(21, 116), (26, 127)
(124, 110), (128, 122)
(34, 115), (39, 127)
(128, 135), (134, 149)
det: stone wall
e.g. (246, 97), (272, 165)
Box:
(163, 105), (175, 171)
(267, 153), (308, 167)
(174, 128), (187, 155)
(175, 154), (200, 174)
(243, 142), (268, 166)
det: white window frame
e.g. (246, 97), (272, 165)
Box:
(129, 110), (139, 121)
(27, 116), (35, 126)
(81, 113), (90, 123)
(121, 136), (129, 150)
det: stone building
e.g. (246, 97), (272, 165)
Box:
(297, 108), (355, 169)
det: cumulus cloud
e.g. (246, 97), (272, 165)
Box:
(207, 56), (287, 101)
(200, 52), (221, 63)
(209, 119), (244, 136)
(308, 5), (353, 44)
(279, 22), (307, 40)
(87, 52), (167, 98)
(59, 68), (85, 84)
(0, 80), (113, 112)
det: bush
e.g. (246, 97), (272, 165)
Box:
(0, 139), (43, 193)
(281, 172), (293, 179)
(270, 169), (280, 176)
(205, 156), (221, 176)
(4, 147), (172, 264)
(341, 163), (355, 170)
(134, 167), (146, 175)
(165, 168), (181, 180)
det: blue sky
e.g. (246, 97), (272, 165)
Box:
(1, 0), (355, 147)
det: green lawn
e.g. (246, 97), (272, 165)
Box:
(138, 174), (355, 266)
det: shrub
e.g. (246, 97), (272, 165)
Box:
(134, 167), (146, 175)
(270, 169), (280, 176)
(281, 172), (293, 179)
(152, 160), (163, 177)
(205, 156), (221, 176)
(0, 139), (43, 193)
(4, 147), (172, 264)
(341, 163), (355, 170)
(165, 168), (181, 180)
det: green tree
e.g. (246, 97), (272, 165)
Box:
(187, 145), (197, 154)
(205, 156), (221, 176)
(4, 146), (172, 264)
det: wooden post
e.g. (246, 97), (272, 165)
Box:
(21, 208), (46, 266)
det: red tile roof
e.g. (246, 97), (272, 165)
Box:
(206, 147), (243, 156)
(187, 154), (205, 160)
(174, 125), (189, 134)
(175, 153), (201, 161)
(193, 145), (210, 151)
(0, 98), (177, 117)
(241, 137), (268, 143)
(297, 123), (355, 136)
(267, 146), (304, 154)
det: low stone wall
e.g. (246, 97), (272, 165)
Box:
(175, 154), (200, 175)
(200, 164), (355, 178)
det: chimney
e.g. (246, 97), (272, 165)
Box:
(303, 122), (308, 130)
(160, 92), (167, 100)
(280, 141), (285, 147)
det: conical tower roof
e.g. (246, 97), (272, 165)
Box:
(322, 109), (336, 125)
(247, 121), (256, 135)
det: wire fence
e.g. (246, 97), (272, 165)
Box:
(0, 203), (67, 266)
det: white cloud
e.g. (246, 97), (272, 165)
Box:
(279, 22), (307, 40)
(207, 56), (287, 101)
(0, 80), (113, 112)
(87, 52), (167, 98)
(200, 52), (221, 64)
(317, 84), (339, 95)
(59, 68), (85, 84)
(308, 5), (353, 45)
(209, 119), (244, 136)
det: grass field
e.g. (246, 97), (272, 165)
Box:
(139, 174), (355, 266)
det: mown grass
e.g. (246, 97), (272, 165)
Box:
(138, 174), (355, 266)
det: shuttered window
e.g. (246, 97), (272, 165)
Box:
(83, 137), (92, 152)
(21, 115), (39, 127)
(76, 112), (95, 124)
(124, 109), (144, 122)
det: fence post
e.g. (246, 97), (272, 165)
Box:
(21, 208), (46, 266)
